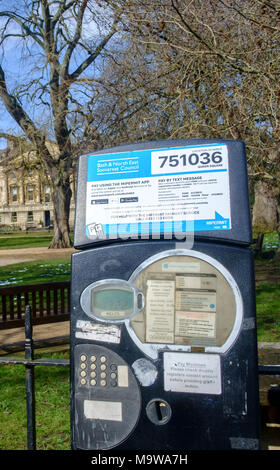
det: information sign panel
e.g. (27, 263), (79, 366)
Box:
(85, 143), (231, 239)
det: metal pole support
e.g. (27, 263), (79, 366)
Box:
(25, 305), (36, 450)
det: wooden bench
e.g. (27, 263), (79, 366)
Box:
(0, 281), (70, 329)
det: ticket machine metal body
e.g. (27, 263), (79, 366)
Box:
(70, 139), (260, 450)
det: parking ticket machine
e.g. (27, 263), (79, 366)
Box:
(70, 139), (260, 450)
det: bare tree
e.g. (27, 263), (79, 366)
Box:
(0, 0), (121, 247)
(109, 0), (280, 249)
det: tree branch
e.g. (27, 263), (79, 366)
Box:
(0, 65), (47, 152)
(61, 0), (88, 77)
(69, 20), (118, 82)
(170, 0), (276, 78)
(0, 11), (44, 48)
(0, 132), (24, 142)
(218, 0), (278, 31)
(52, 0), (77, 26)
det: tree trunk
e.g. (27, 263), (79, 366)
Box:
(49, 176), (73, 249)
(252, 181), (278, 233)
(255, 233), (264, 255)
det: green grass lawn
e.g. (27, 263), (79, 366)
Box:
(256, 282), (280, 342)
(262, 231), (280, 251)
(0, 259), (71, 286)
(0, 351), (70, 450)
(0, 230), (73, 249)
(0, 232), (54, 249)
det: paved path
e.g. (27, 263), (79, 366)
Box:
(0, 321), (70, 353)
(0, 247), (77, 266)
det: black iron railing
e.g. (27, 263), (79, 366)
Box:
(0, 305), (70, 450)
(0, 305), (279, 450)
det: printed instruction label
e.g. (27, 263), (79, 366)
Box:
(176, 274), (216, 290)
(146, 279), (175, 343)
(75, 320), (121, 344)
(144, 277), (217, 343)
(164, 352), (221, 394)
(175, 290), (216, 313)
(85, 143), (231, 239)
(175, 311), (216, 338)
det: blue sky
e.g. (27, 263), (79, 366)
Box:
(0, 3), (27, 149)
(0, 0), (117, 150)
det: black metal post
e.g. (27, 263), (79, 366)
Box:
(25, 305), (36, 450)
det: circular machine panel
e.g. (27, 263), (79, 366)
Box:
(126, 249), (243, 359)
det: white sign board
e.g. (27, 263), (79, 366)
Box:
(164, 352), (221, 395)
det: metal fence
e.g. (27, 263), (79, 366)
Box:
(0, 306), (70, 450)
(0, 305), (279, 450)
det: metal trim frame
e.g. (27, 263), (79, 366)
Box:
(80, 278), (144, 323)
(125, 249), (244, 359)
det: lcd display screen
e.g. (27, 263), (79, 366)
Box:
(91, 288), (134, 320)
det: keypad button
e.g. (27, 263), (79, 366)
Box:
(90, 363), (96, 370)
(90, 371), (96, 378)
(100, 372), (107, 379)
(90, 379), (96, 386)
(80, 378), (86, 385)
(90, 355), (96, 362)
(80, 363), (86, 369)
(110, 372), (117, 380)
(80, 355), (87, 362)
(80, 371), (86, 377)
(100, 356), (107, 363)
(110, 364), (117, 371)
(100, 380), (106, 387)
(100, 364), (107, 371)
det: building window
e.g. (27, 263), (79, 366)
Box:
(27, 185), (34, 201)
(10, 186), (18, 202)
(10, 170), (17, 179)
(44, 186), (51, 202)
(27, 211), (33, 222)
(11, 212), (17, 223)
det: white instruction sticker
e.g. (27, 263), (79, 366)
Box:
(84, 400), (122, 421)
(117, 365), (129, 387)
(146, 280), (175, 343)
(175, 311), (216, 338)
(164, 352), (221, 395)
(75, 320), (121, 344)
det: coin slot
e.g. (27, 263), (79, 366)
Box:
(146, 399), (172, 425)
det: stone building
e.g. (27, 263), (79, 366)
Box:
(0, 141), (76, 231)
